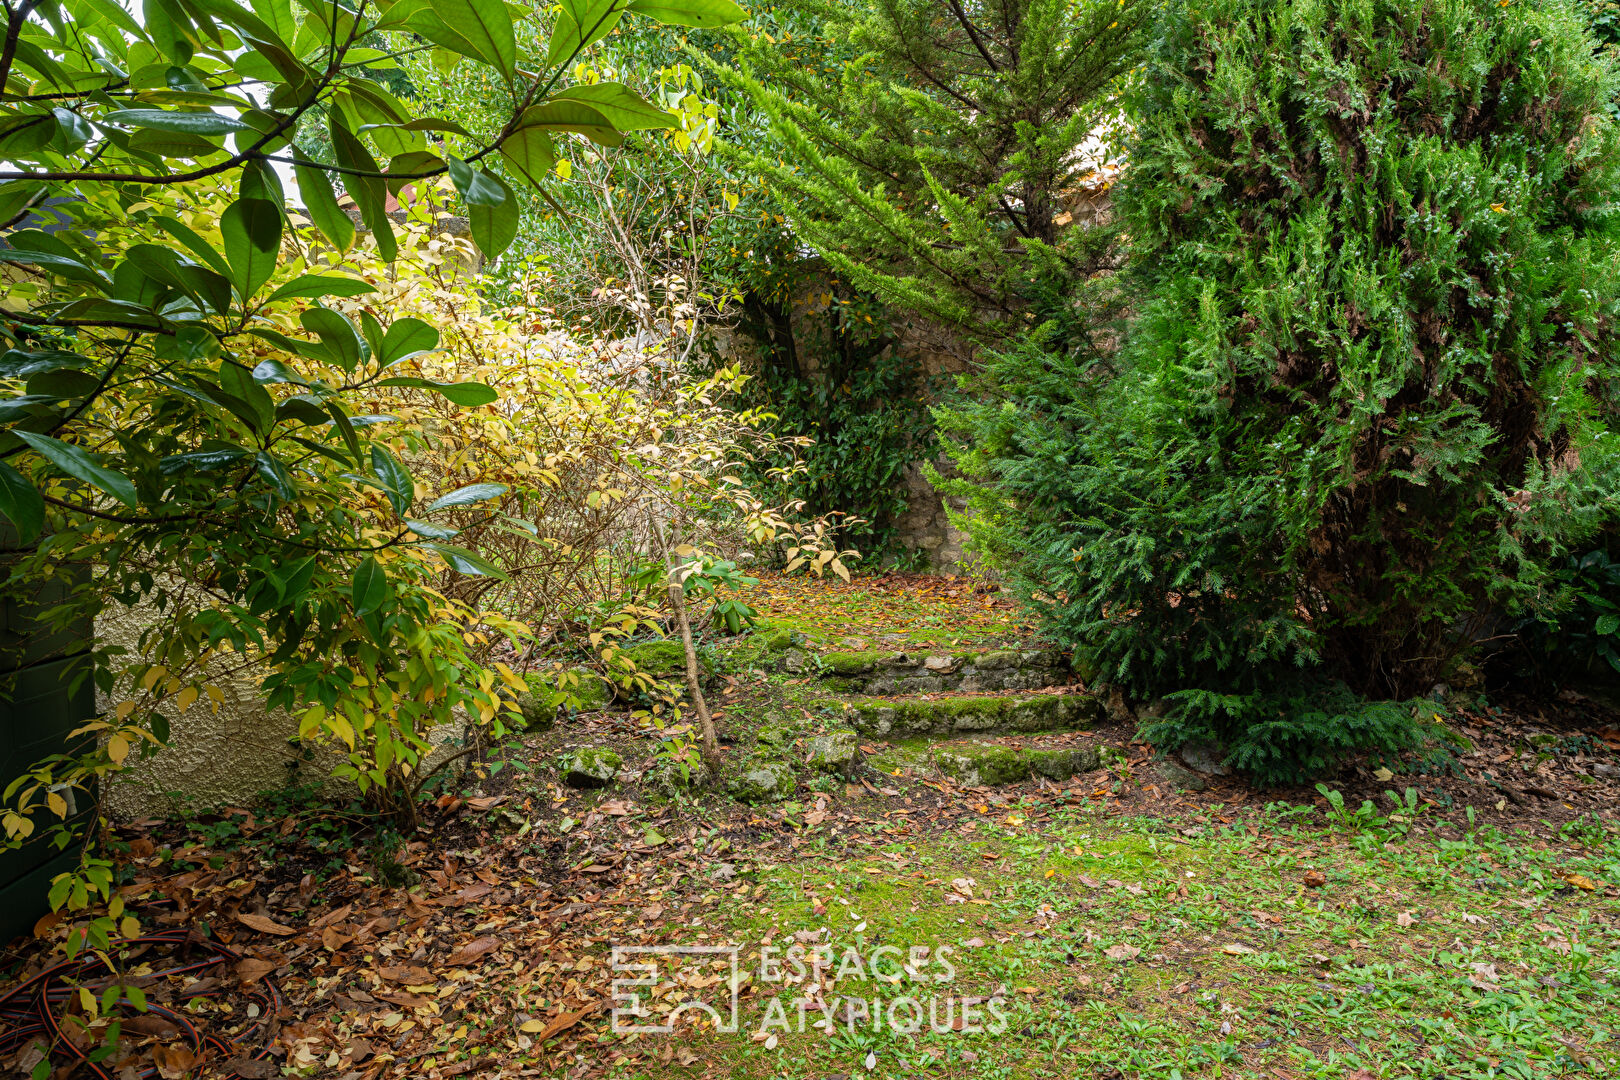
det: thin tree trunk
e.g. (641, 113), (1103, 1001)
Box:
(656, 525), (721, 769)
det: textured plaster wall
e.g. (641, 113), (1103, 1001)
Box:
(96, 603), (464, 819)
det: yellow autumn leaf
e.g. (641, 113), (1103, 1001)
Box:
(106, 735), (130, 764)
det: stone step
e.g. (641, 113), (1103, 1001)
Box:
(869, 731), (1103, 787)
(807, 646), (1074, 695)
(828, 690), (1101, 739)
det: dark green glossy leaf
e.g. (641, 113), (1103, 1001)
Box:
(158, 447), (249, 474)
(266, 274), (375, 303)
(220, 361), (275, 432)
(427, 542), (509, 579)
(375, 377), (498, 406)
(329, 120), (395, 261)
(103, 108), (248, 134)
(15, 431), (138, 506)
(445, 155), (507, 207)
(466, 170), (518, 258)
(424, 481), (507, 512)
(371, 444), (413, 516)
(0, 460), (44, 542)
(220, 197), (282, 300)
(352, 555), (387, 614)
(254, 450), (297, 500)
(404, 518), (459, 540)
(292, 152), (355, 254)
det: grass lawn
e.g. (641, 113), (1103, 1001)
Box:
(598, 803), (1619, 1079)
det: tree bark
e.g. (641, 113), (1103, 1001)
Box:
(660, 538), (721, 769)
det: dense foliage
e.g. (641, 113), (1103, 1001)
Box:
(0, 0), (754, 952)
(719, 281), (932, 558)
(938, 0), (1620, 780)
(717, 0), (1145, 343)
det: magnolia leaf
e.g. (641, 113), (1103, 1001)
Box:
(329, 120), (395, 261)
(219, 197), (282, 300)
(498, 125), (555, 187)
(427, 542), (509, 579)
(102, 108), (249, 134)
(371, 445), (414, 516)
(301, 307), (365, 370)
(427, 0), (515, 81)
(404, 518), (459, 540)
(375, 377), (498, 406)
(625, 0), (747, 25)
(15, 431), (137, 507)
(352, 555), (387, 615)
(547, 0), (624, 66)
(0, 460), (44, 542)
(266, 274), (375, 303)
(445, 155), (507, 207)
(254, 451), (297, 500)
(514, 100), (621, 146)
(379, 317), (439, 366)
(292, 153), (355, 254)
(425, 482), (507, 513)
(553, 83), (676, 131)
(466, 171), (519, 258)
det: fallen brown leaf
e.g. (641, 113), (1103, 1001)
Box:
(444, 935), (500, 966)
(235, 912), (296, 936)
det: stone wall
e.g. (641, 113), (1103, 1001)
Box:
(96, 600), (467, 818)
(710, 179), (1115, 571)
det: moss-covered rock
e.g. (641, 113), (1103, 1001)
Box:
(779, 647), (814, 674)
(805, 729), (860, 776)
(557, 747), (623, 789)
(813, 647), (1069, 694)
(755, 725), (797, 750)
(931, 742), (1100, 787)
(822, 650), (887, 676)
(760, 625), (801, 651)
(520, 671), (613, 729)
(642, 757), (712, 798)
(728, 759), (796, 803)
(616, 639), (687, 675)
(837, 693), (1101, 738)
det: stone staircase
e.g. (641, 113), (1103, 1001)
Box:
(796, 644), (1106, 789)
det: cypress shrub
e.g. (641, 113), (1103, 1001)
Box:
(937, 0), (1620, 780)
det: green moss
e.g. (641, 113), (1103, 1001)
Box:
(557, 747), (622, 788)
(804, 728), (859, 775)
(519, 670), (612, 729)
(835, 692), (1100, 737)
(821, 649), (889, 675)
(728, 758), (796, 803)
(759, 625), (800, 651)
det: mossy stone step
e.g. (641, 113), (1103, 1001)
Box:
(832, 692), (1101, 738)
(814, 647), (1074, 695)
(931, 740), (1101, 787)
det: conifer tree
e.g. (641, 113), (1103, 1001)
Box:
(937, 0), (1620, 780)
(717, 0), (1145, 340)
